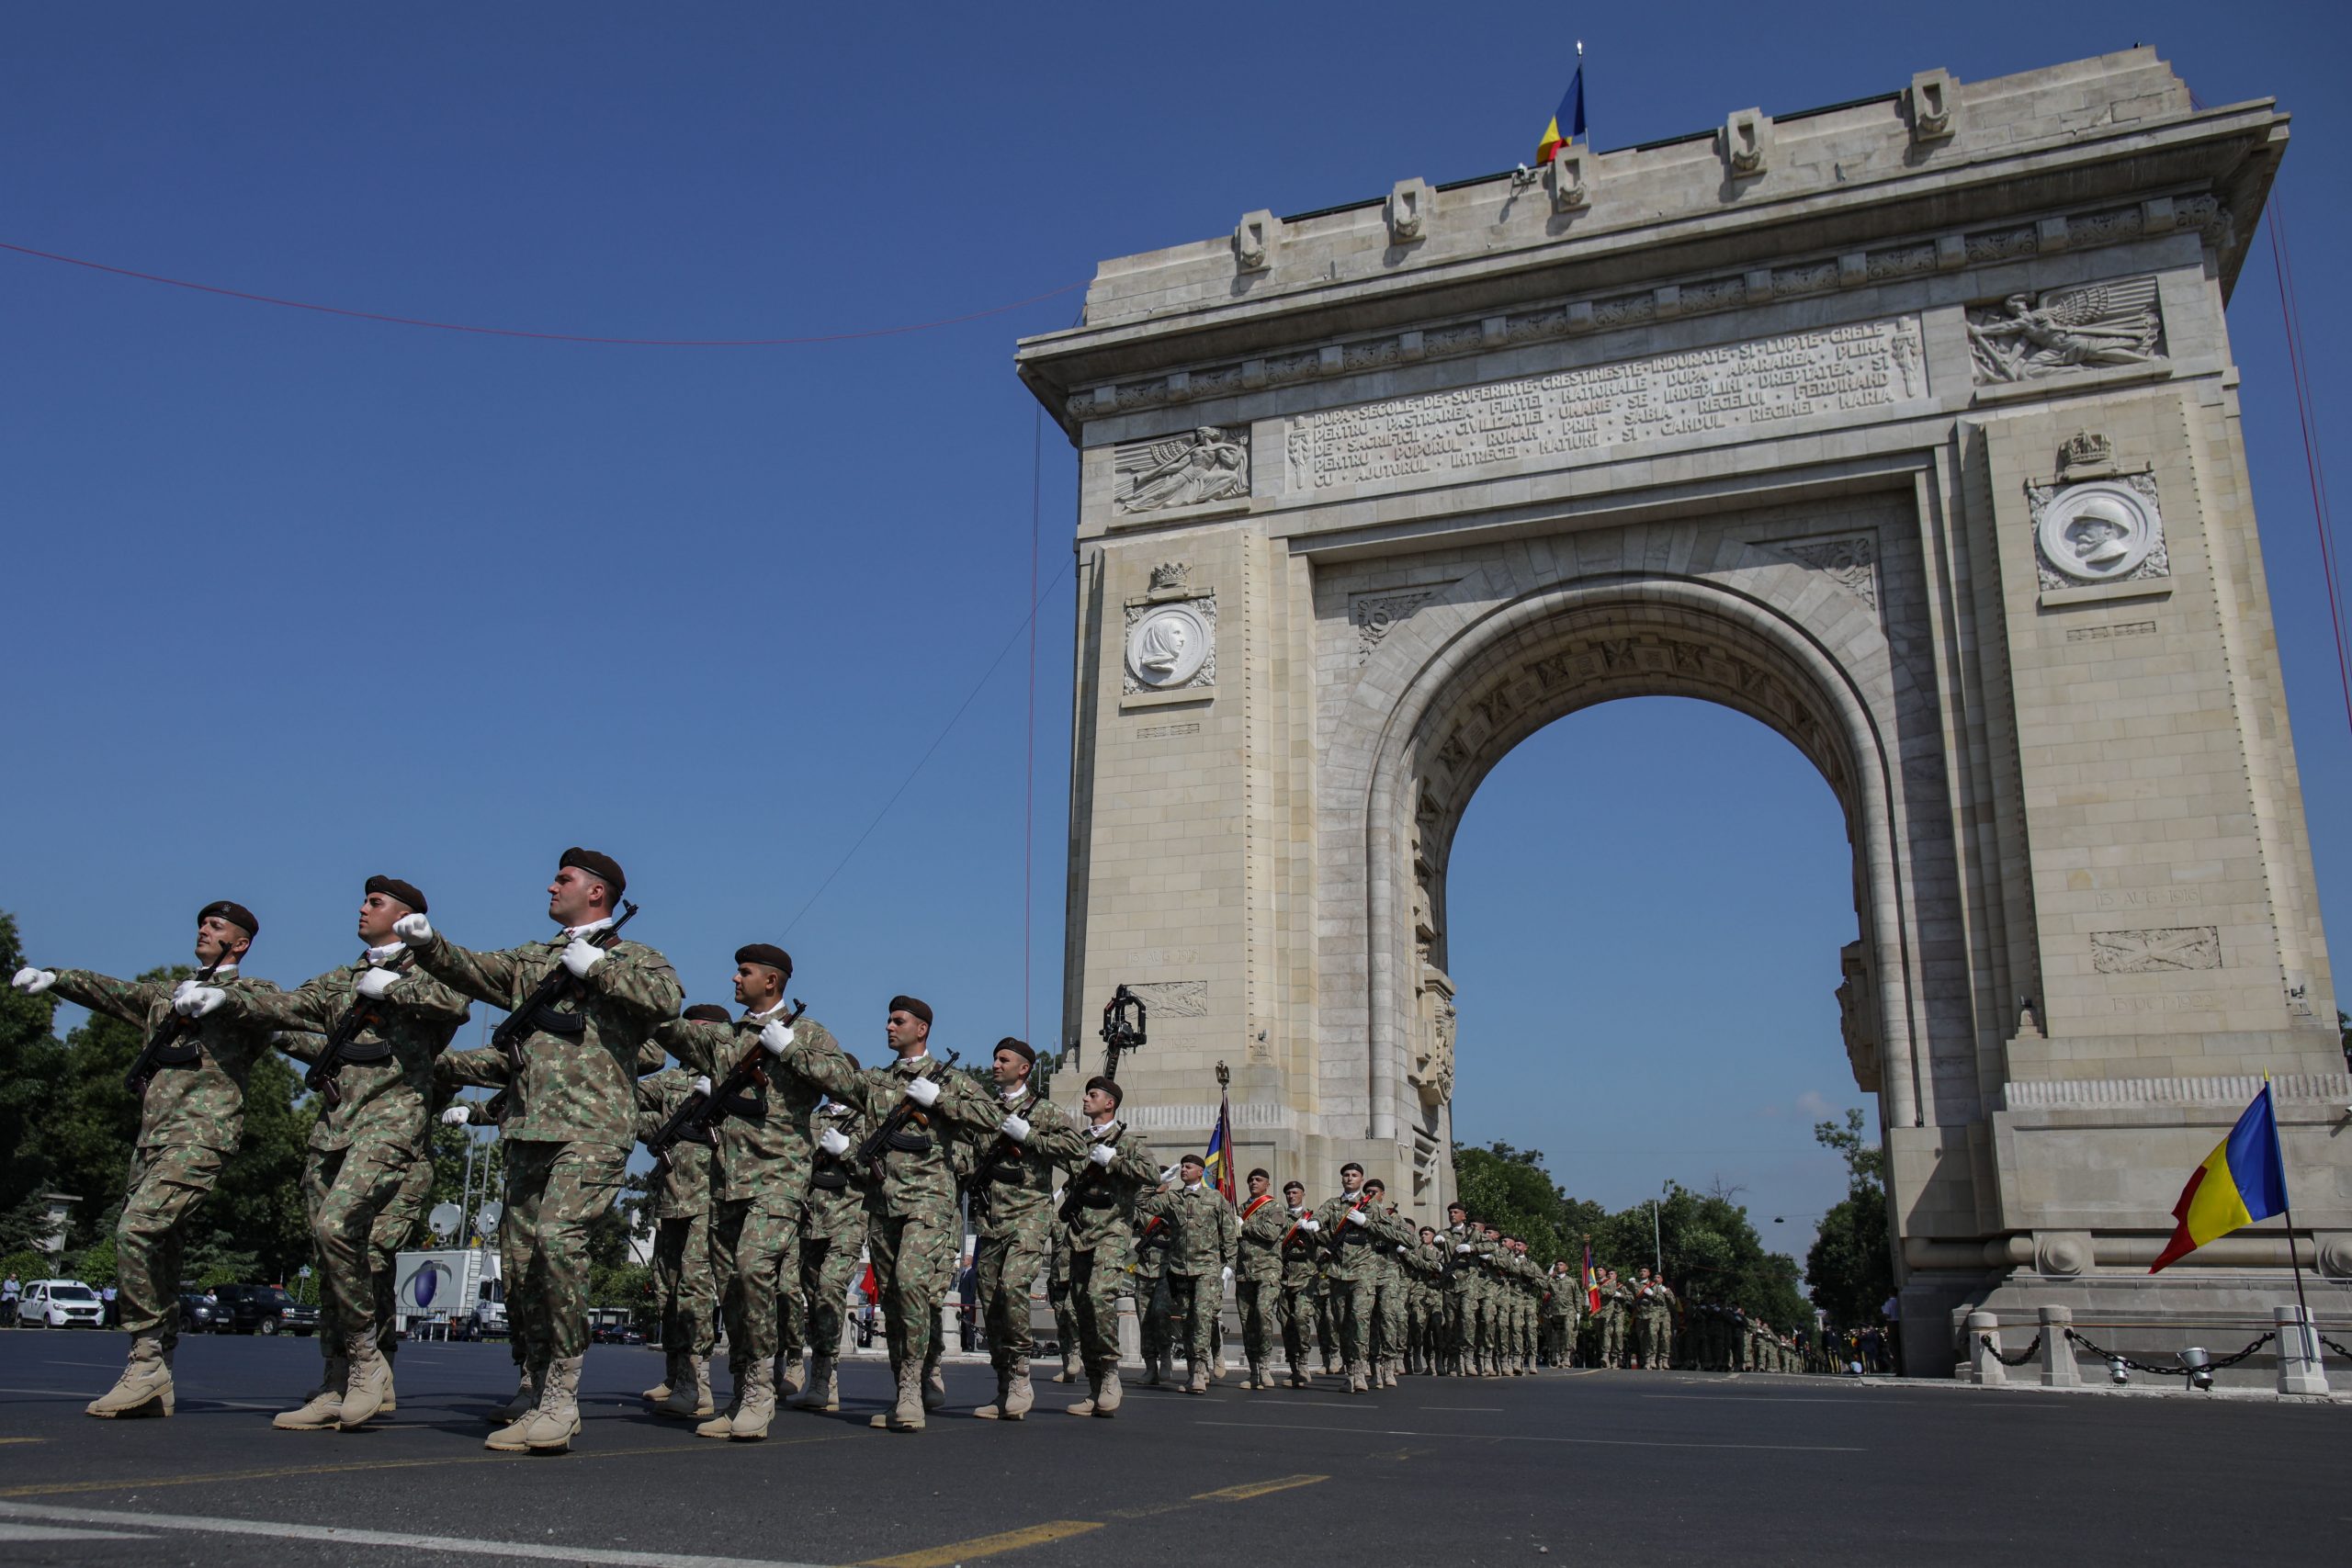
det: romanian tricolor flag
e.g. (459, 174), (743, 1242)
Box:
(1537, 60), (1587, 165)
(1582, 1240), (1601, 1314)
(1205, 1087), (1237, 1204)
(2149, 1080), (2290, 1272)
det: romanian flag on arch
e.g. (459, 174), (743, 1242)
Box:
(2149, 1079), (2290, 1272)
(1536, 62), (1587, 165)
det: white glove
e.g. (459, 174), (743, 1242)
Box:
(759, 1021), (794, 1055)
(1159, 1165), (1181, 1186)
(1454, 1243), (1472, 1254)
(818, 1126), (851, 1156)
(1300, 1217), (1320, 1234)
(11, 967), (56, 994)
(1001, 1114), (1031, 1144)
(560, 937), (605, 977)
(1087, 1143), (1115, 1168)
(172, 978), (198, 1004)
(904, 1075), (940, 1108)
(354, 967), (400, 1000)
(440, 1105), (472, 1126)
(692, 1075), (713, 1097)
(392, 912), (433, 944)
(1346, 1207), (1370, 1228)
(1221, 1266), (1234, 1293)
(174, 986), (227, 1018)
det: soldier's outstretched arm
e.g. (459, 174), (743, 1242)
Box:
(570, 944), (684, 1024)
(403, 928), (531, 1011)
(435, 1045), (513, 1089)
(1028, 1114), (1089, 1167)
(652, 1016), (733, 1078)
(45, 968), (169, 1027)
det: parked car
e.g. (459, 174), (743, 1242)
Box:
(589, 1322), (644, 1345)
(178, 1290), (226, 1335)
(210, 1283), (319, 1337)
(16, 1280), (106, 1329)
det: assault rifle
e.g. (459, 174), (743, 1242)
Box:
(125, 957), (228, 1099)
(643, 998), (807, 1162)
(1318, 1186), (1381, 1258)
(853, 1048), (959, 1188)
(1057, 1117), (1127, 1224)
(307, 953), (417, 1111)
(1098, 985), (1147, 1080)
(483, 900), (639, 1123)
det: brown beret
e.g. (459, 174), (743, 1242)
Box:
(735, 943), (792, 977)
(364, 874), (427, 914)
(198, 900), (259, 940)
(682, 1003), (731, 1024)
(994, 1036), (1035, 1064)
(888, 995), (932, 1026)
(1085, 1074), (1123, 1107)
(560, 847), (626, 899)
(1179, 1153), (1206, 1168)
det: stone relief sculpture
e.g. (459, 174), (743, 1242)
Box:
(2091, 927), (2222, 974)
(1114, 426), (1250, 513)
(1836, 940), (1881, 1093)
(1123, 598), (1216, 694)
(2030, 476), (2169, 590)
(1409, 993), (1457, 1109)
(1966, 276), (2163, 382)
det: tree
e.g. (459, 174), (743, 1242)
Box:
(1805, 1108), (1894, 1330)
(0, 911), (67, 1218)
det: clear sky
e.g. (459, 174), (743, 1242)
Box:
(6, 5), (2346, 1271)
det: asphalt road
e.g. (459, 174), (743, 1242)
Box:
(0, 1329), (2344, 1566)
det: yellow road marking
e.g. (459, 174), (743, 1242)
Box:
(857, 1520), (1102, 1568)
(0, 1438), (45, 1446)
(1191, 1473), (1328, 1502)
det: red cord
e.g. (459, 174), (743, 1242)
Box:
(0, 236), (1084, 346)
(2268, 204), (2352, 739)
(1025, 409), (1041, 1045)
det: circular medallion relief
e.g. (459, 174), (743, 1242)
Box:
(2038, 480), (2159, 582)
(1126, 604), (1211, 688)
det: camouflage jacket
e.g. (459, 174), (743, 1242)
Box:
(54, 965), (282, 1152)
(1235, 1192), (1286, 1283)
(963, 1086), (1085, 1237)
(654, 1009), (847, 1210)
(1442, 1222), (1479, 1292)
(802, 1101), (870, 1244)
(1055, 1118), (1159, 1254)
(1314, 1190), (1389, 1282)
(228, 949), (469, 1157)
(633, 1067), (716, 1220)
(797, 1051), (1006, 1221)
(1137, 1182), (1238, 1277)
(1544, 1269), (1579, 1319)
(407, 924), (682, 1148)
(1276, 1204), (1323, 1286)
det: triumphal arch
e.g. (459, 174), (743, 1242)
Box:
(1018, 49), (2348, 1372)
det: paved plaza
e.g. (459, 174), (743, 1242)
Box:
(0, 1331), (2342, 1566)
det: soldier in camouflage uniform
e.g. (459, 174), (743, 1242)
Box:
(632, 1012), (723, 1418)
(1314, 1162), (1386, 1393)
(1273, 1179), (1320, 1386)
(1440, 1202), (1476, 1376)
(1046, 1217), (1081, 1383)
(1407, 1225), (1445, 1374)
(402, 848), (683, 1454)
(1599, 1268), (1634, 1368)
(16, 900), (277, 1420)
(1137, 1153), (1238, 1394)
(366, 1118), (439, 1407)
(794, 1091), (867, 1412)
(1052, 1075), (1159, 1417)
(1360, 1179), (1411, 1387)
(794, 996), (1004, 1433)
(1233, 1168), (1285, 1389)
(211, 877), (471, 1433)
(964, 1036), (1082, 1422)
(1541, 1258), (1577, 1368)
(652, 944), (845, 1442)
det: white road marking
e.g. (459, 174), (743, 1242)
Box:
(1194, 1418), (1864, 1452)
(0, 1521), (156, 1541)
(1418, 1404), (1502, 1412)
(0, 1502), (831, 1567)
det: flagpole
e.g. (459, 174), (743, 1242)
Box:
(2268, 1079), (2320, 1363)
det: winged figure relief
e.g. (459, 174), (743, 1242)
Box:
(1967, 276), (2164, 383)
(1115, 426), (1250, 513)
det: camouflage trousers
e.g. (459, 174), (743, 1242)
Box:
(503, 1139), (626, 1362)
(1461, 1287), (1494, 1365)
(1441, 1289), (1472, 1369)
(1600, 1308), (1628, 1366)
(1276, 1280), (1317, 1370)
(1542, 1312), (1575, 1365)
(865, 1203), (958, 1371)
(712, 1197), (802, 1371)
(797, 1223), (864, 1360)
(1163, 1271), (1218, 1368)
(368, 1152), (433, 1359)
(974, 1207), (1052, 1369)
(1638, 1309), (1672, 1369)
(1327, 1274), (1377, 1368)
(650, 1208), (717, 1360)
(115, 1143), (226, 1349)
(1370, 1271), (1406, 1364)
(1406, 1285), (1438, 1367)
(1134, 1254), (1170, 1365)
(302, 1140), (416, 1359)
(1068, 1235), (1134, 1375)
(1236, 1276), (1279, 1365)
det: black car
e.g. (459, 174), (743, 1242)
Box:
(177, 1290), (226, 1335)
(209, 1283), (320, 1337)
(589, 1322), (644, 1345)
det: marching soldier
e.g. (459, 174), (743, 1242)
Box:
(966, 1036), (1081, 1422)
(794, 1086), (868, 1412)
(1133, 1179), (1177, 1384)
(1441, 1201), (1476, 1376)
(400, 848), (684, 1453)
(1362, 1179), (1409, 1388)
(1053, 1075), (1159, 1416)
(1274, 1179), (1320, 1387)
(14, 901), (278, 1420)
(1542, 1258), (1577, 1368)
(632, 1003), (727, 1419)
(1046, 1217), (1082, 1383)
(1137, 1153), (1238, 1393)
(364, 1090), (449, 1409)
(1233, 1168), (1285, 1389)
(1313, 1162), (1384, 1393)
(215, 875), (472, 1433)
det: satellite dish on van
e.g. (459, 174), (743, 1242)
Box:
(427, 1203), (461, 1241)
(475, 1201), (503, 1237)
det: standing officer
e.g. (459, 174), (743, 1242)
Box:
(215, 875), (470, 1433)
(1542, 1258), (1577, 1368)
(16, 902), (277, 1419)
(1313, 1163), (1384, 1393)
(966, 1036), (1081, 1422)
(1138, 1153), (1238, 1393)
(398, 849), (683, 1453)
(1274, 1179), (1320, 1387)
(1233, 1168), (1284, 1389)
(633, 1003), (728, 1419)
(1053, 1075), (1159, 1416)
(793, 1088), (867, 1412)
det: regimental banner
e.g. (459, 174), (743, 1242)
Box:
(1283, 316), (1928, 494)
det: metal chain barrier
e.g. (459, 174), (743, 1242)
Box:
(2064, 1326), (2273, 1376)
(2321, 1335), (2352, 1362)
(1977, 1332), (2041, 1367)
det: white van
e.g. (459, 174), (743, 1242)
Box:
(17, 1279), (105, 1328)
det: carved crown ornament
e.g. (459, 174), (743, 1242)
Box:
(1069, 196), (2226, 421)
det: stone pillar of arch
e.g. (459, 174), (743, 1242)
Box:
(1021, 50), (2348, 1376)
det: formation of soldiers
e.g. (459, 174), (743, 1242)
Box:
(9, 850), (1816, 1454)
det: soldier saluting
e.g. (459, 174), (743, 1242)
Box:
(391, 848), (682, 1454)
(1137, 1153), (1238, 1394)
(14, 901), (277, 1420)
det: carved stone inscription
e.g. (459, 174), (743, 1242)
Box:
(1285, 316), (1926, 492)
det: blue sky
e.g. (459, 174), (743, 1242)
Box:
(6, 6), (2346, 1270)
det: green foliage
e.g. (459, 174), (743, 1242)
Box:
(65, 1232), (118, 1288)
(1, 1247), (51, 1286)
(1804, 1108), (1894, 1329)
(0, 912), (65, 1215)
(0, 1194), (58, 1256)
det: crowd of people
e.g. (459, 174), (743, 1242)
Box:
(8, 848), (1840, 1457)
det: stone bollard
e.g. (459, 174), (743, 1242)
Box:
(2276, 1305), (2330, 1395)
(2038, 1304), (2081, 1388)
(1968, 1311), (2006, 1387)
